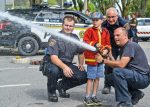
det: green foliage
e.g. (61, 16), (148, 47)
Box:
(48, 0), (57, 5)
(145, 0), (150, 17)
(90, 0), (115, 15)
(88, 2), (95, 12)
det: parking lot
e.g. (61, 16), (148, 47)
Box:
(0, 41), (150, 107)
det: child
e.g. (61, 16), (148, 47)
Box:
(83, 12), (111, 106)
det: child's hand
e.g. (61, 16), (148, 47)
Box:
(102, 49), (109, 57)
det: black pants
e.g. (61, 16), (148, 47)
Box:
(45, 62), (87, 93)
(104, 48), (120, 87)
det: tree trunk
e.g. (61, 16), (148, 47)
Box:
(140, 0), (148, 16)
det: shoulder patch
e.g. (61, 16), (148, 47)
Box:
(48, 39), (56, 46)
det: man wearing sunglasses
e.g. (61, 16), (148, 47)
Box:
(102, 7), (132, 94)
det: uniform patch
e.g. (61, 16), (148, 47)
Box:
(48, 39), (56, 46)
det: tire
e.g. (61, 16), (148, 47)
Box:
(18, 36), (39, 56)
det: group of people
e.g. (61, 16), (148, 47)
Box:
(40, 7), (150, 107)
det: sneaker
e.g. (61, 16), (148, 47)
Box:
(117, 102), (133, 107)
(102, 86), (111, 94)
(91, 96), (102, 105)
(131, 90), (145, 105)
(83, 97), (95, 106)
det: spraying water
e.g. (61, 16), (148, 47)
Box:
(0, 11), (96, 52)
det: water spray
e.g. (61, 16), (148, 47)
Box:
(0, 11), (96, 52)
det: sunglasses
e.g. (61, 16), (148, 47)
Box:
(107, 15), (117, 19)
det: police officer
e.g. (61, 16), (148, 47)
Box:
(102, 7), (132, 94)
(130, 13), (138, 43)
(96, 27), (150, 107)
(43, 16), (87, 102)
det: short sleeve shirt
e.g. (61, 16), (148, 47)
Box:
(46, 31), (83, 63)
(130, 18), (137, 29)
(120, 41), (150, 74)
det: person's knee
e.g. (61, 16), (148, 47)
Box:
(74, 71), (87, 84)
(113, 68), (125, 79)
(47, 65), (60, 76)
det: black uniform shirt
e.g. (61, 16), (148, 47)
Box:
(47, 31), (83, 63)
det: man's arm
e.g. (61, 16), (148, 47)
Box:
(130, 23), (136, 27)
(51, 55), (74, 77)
(96, 54), (131, 68)
(124, 23), (130, 30)
(78, 53), (85, 71)
(104, 56), (131, 68)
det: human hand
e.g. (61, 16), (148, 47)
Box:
(102, 49), (109, 57)
(63, 66), (74, 78)
(78, 64), (85, 71)
(95, 53), (103, 63)
(95, 43), (100, 48)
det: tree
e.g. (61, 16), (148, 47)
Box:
(29, 0), (42, 7)
(145, 0), (150, 17)
(90, 0), (115, 14)
(72, 0), (84, 12)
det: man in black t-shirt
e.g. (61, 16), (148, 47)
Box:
(96, 27), (150, 107)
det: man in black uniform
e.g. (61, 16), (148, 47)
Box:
(43, 16), (87, 102)
(102, 7), (132, 94)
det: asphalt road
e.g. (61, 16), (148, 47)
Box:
(0, 41), (150, 107)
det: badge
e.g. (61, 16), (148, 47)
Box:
(48, 39), (56, 46)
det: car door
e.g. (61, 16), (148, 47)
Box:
(0, 19), (16, 46)
(137, 18), (150, 39)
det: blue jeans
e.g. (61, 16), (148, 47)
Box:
(107, 68), (150, 102)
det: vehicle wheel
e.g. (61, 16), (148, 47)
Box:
(18, 36), (39, 56)
(141, 38), (149, 41)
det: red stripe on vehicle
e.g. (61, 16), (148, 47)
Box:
(137, 32), (150, 34)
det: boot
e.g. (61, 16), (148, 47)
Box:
(48, 92), (58, 102)
(102, 86), (111, 94)
(57, 82), (70, 98)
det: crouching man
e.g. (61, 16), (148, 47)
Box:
(95, 27), (150, 107)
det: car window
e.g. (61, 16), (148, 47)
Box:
(64, 12), (85, 24)
(137, 19), (144, 26)
(36, 11), (63, 23)
(145, 19), (150, 26)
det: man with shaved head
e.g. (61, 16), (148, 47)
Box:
(102, 7), (133, 94)
(96, 27), (150, 107)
